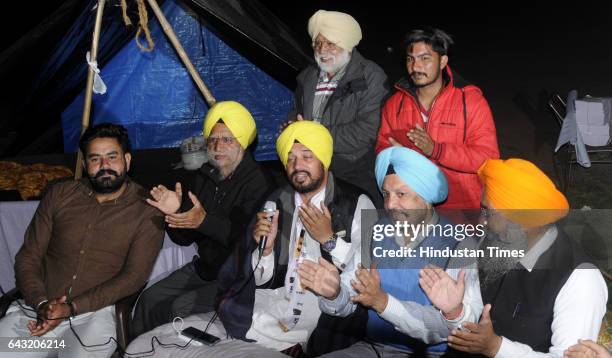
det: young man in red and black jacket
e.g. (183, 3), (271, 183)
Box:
(376, 28), (499, 209)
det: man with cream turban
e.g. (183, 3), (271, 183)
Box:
(443, 158), (607, 358)
(302, 146), (483, 356)
(131, 101), (273, 337)
(291, 9), (390, 207)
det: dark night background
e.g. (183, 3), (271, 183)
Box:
(1, 0), (612, 204)
(266, 1), (612, 175)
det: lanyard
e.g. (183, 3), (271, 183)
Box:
(279, 229), (307, 332)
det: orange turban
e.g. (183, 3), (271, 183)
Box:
(478, 158), (569, 228)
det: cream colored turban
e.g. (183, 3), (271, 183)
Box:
(307, 10), (362, 51)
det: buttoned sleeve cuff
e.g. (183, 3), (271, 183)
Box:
(252, 249), (274, 286)
(319, 284), (351, 316)
(441, 304), (469, 331)
(329, 238), (351, 270)
(378, 294), (405, 323)
(494, 336), (541, 358)
(494, 337), (515, 358)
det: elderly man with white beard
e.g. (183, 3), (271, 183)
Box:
(291, 10), (390, 207)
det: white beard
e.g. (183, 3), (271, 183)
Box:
(315, 50), (351, 75)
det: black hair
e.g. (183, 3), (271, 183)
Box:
(78, 123), (131, 155)
(404, 27), (454, 56)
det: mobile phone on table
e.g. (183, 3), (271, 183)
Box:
(181, 326), (220, 346)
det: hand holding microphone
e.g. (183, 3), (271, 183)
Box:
(252, 201), (278, 257)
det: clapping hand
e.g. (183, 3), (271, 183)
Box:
(448, 304), (502, 357)
(407, 125), (435, 156)
(350, 263), (388, 314)
(298, 257), (340, 299)
(419, 265), (465, 319)
(298, 202), (333, 244)
(164, 191), (206, 229)
(146, 182), (182, 214)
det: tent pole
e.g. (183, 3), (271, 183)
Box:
(145, 0), (216, 107)
(75, 0), (106, 179)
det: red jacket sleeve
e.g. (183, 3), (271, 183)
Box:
(436, 89), (500, 173)
(377, 93), (415, 153)
(375, 97), (395, 153)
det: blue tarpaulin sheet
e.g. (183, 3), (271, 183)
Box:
(62, 0), (292, 160)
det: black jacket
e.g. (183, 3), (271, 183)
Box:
(167, 153), (273, 281)
(294, 50), (390, 205)
(216, 173), (366, 340)
(481, 229), (592, 353)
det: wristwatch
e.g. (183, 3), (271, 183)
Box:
(321, 233), (339, 252)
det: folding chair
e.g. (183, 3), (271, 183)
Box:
(548, 93), (612, 192)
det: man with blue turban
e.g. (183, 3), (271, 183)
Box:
(299, 147), (483, 356)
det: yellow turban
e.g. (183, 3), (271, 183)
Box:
(308, 10), (362, 51)
(203, 101), (256, 149)
(276, 121), (333, 169)
(478, 158), (569, 228)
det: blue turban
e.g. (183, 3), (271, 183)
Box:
(375, 147), (448, 204)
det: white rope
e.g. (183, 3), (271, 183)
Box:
(86, 51), (107, 95)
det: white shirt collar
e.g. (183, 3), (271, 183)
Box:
(520, 225), (558, 272)
(294, 188), (326, 209)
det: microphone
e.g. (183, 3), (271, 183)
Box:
(258, 201), (277, 258)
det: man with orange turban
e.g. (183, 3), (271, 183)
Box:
(428, 158), (607, 357)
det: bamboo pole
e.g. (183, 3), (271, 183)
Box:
(145, 0), (216, 107)
(75, 0), (107, 179)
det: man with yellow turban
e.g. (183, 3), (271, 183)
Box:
(191, 121), (375, 356)
(131, 101), (273, 336)
(291, 9), (390, 207)
(429, 158), (607, 357)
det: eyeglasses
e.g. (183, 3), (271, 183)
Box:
(206, 136), (236, 146)
(312, 40), (338, 51)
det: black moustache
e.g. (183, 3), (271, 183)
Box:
(95, 169), (119, 178)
